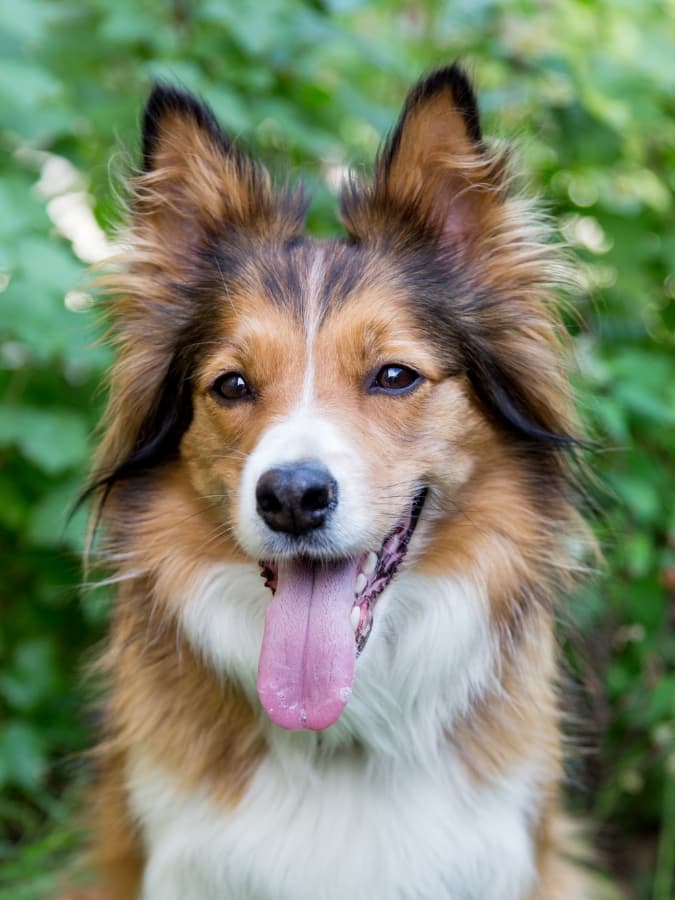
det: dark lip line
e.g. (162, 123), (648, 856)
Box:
(409, 485), (428, 531)
(376, 484), (427, 572)
(355, 484), (428, 653)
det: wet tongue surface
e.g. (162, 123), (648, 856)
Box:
(257, 557), (360, 730)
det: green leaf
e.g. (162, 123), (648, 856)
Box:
(0, 406), (89, 473)
(0, 722), (46, 791)
(0, 58), (61, 112)
(27, 479), (87, 549)
(0, 640), (57, 712)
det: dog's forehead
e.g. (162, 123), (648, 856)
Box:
(197, 232), (471, 385)
(238, 236), (407, 327)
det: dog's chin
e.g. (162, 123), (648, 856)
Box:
(254, 487), (427, 732)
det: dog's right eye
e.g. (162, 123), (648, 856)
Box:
(211, 372), (254, 403)
(370, 364), (422, 395)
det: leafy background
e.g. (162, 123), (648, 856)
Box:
(0, 1), (673, 897)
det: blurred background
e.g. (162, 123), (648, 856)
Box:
(0, 1), (673, 897)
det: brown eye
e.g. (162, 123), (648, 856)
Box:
(371, 364), (422, 394)
(211, 372), (253, 403)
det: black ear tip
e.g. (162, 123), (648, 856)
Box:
(141, 81), (229, 172)
(407, 62), (482, 144)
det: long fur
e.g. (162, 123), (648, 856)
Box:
(71, 64), (596, 900)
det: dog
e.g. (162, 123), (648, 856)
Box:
(79, 64), (594, 899)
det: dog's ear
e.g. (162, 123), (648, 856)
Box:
(134, 84), (305, 257)
(342, 64), (504, 260)
(344, 66), (578, 455)
(89, 87), (309, 507)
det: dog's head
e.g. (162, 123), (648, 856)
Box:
(93, 66), (577, 731)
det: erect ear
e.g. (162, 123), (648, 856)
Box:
(134, 84), (306, 257)
(342, 64), (506, 259)
(89, 87), (309, 507)
(343, 66), (578, 455)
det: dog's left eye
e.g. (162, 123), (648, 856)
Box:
(371, 364), (422, 394)
(211, 372), (253, 403)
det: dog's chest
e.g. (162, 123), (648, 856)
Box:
(128, 749), (537, 900)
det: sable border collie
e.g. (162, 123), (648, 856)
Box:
(78, 64), (594, 899)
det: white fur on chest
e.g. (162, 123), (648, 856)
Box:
(130, 565), (539, 898)
(128, 747), (537, 900)
(175, 563), (497, 759)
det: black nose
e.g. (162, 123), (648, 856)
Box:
(256, 462), (338, 535)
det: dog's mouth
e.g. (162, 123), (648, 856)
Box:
(256, 488), (427, 731)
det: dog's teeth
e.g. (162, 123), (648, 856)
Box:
(350, 606), (360, 632)
(362, 551), (378, 575)
(355, 573), (368, 595)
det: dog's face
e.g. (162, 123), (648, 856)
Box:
(186, 247), (477, 560)
(96, 67), (574, 731)
(181, 246), (485, 728)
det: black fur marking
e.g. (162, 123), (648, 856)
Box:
(465, 354), (574, 449)
(316, 241), (375, 317)
(110, 338), (199, 477)
(257, 242), (307, 317)
(86, 323), (208, 504)
(80, 253), (229, 512)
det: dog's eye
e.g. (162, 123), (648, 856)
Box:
(211, 372), (253, 403)
(371, 364), (422, 394)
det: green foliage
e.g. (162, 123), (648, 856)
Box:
(1, 1), (673, 897)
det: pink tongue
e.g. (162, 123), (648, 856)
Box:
(257, 557), (359, 731)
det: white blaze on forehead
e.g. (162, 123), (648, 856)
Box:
(299, 245), (325, 408)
